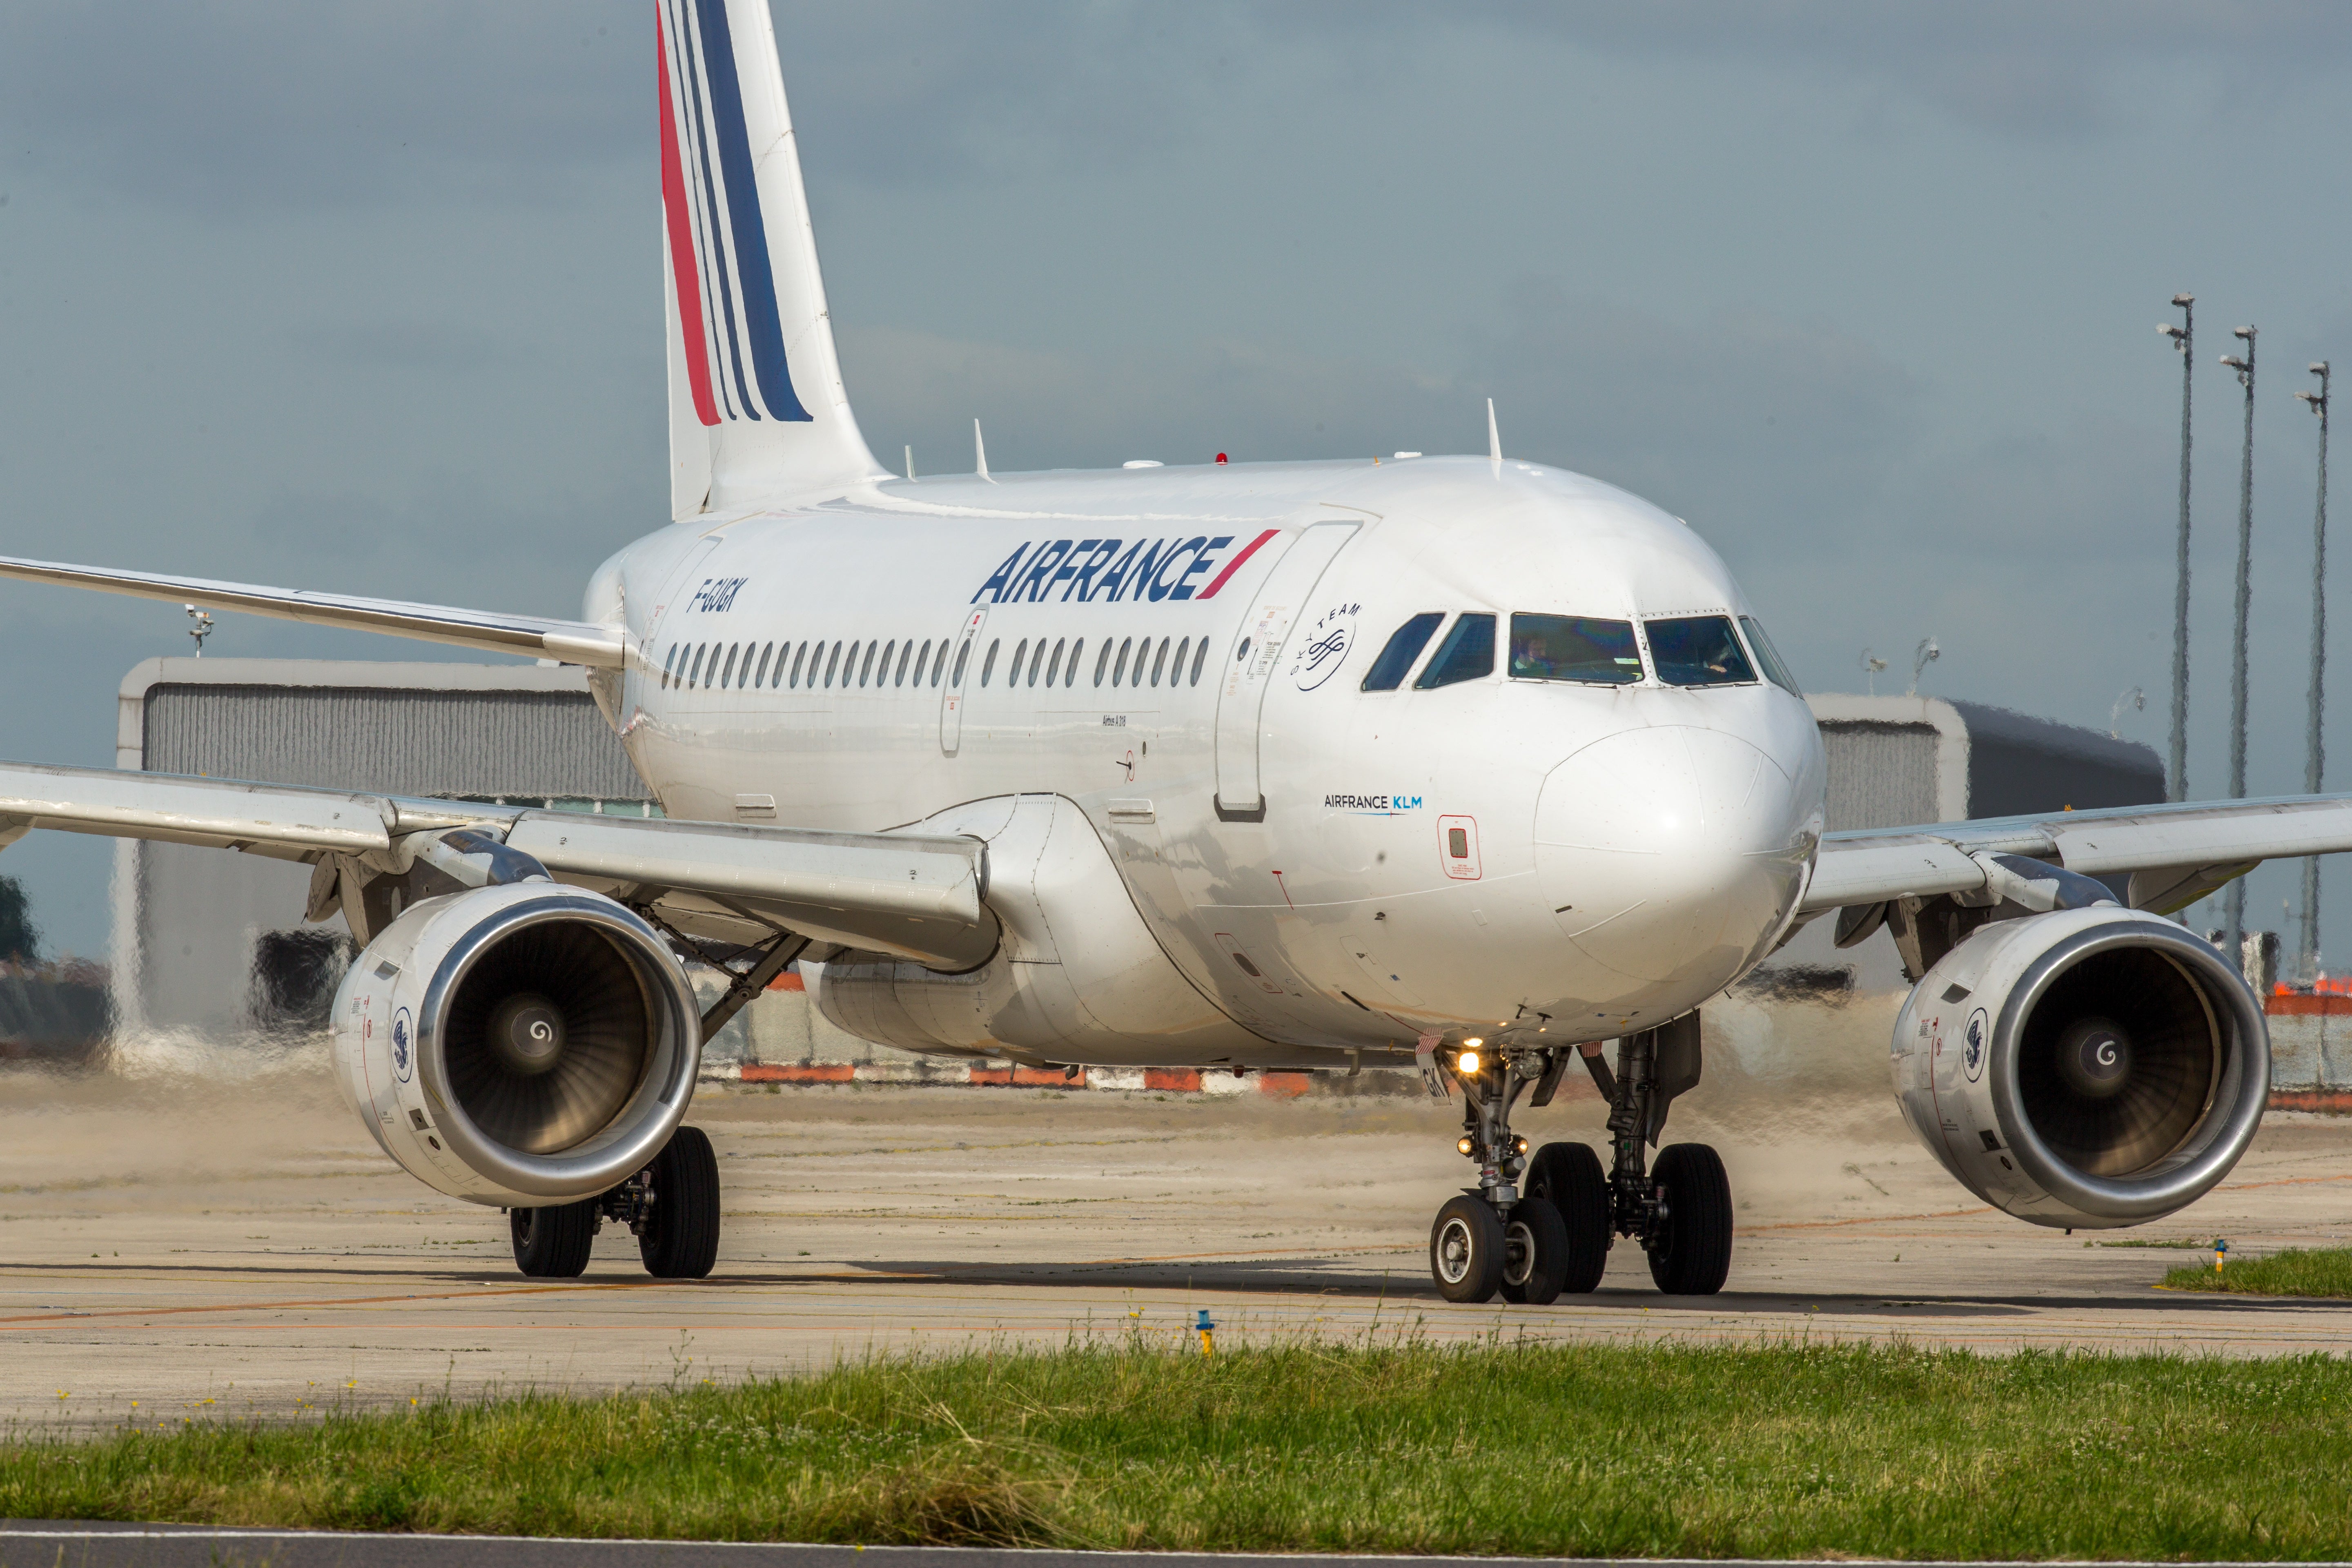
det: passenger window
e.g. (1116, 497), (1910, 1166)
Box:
(773, 641), (790, 687)
(1362, 613), (1444, 691)
(876, 640), (894, 687)
(1094, 640), (1113, 686)
(1046, 638), (1065, 686)
(1010, 639), (1028, 689)
(1150, 638), (1169, 686)
(1190, 637), (1209, 686)
(789, 642), (806, 688)
(950, 639), (971, 687)
(1414, 614), (1496, 690)
(1739, 616), (1803, 696)
(980, 638), (1000, 686)
(1132, 636), (1152, 687)
(824, 641), (843, 687)
(688, 645), (706, 689)
(661, 644), (678, 689)
(1508, 614), (1642, 685)
(1067, 638), (1083, 686)
(1112, 637), (1132, 686)
(1646, 615), (1756, 687)
(753, 643), (772, 688)
(722, 644), (740, 688)
(913, 640), (931, 686)
(1173, 637), (1190, 686)
(895, 639), (912, 686)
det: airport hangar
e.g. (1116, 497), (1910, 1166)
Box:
(116, 656), (2345, 1094)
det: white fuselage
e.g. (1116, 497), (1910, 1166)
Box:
(589, 454), (1827, 1064)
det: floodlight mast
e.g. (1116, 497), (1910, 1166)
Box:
(2159, 294), (2194, 802)
(2299, 360), (2332, 980)
(2218, 326), (2258, 962)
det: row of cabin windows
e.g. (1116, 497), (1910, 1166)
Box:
(1359, 611), (1802, 696)
(975, 633), (1212, 692)
(658, 636), (953, 692)
(657, 630), (1217, 695)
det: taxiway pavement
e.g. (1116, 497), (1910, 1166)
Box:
(5, 1036), (2351, 1436)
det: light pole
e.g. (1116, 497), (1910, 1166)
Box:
(2298, 361), (2331, 979)
(2160, 294), (2195, 801)
(2218, 325), (2258, 962)
(1908, 637), (1939, 697)
(1860, 648), (1886, 696)
(2111, 686), (2145, 739)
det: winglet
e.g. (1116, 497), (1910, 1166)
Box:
(1487, 398), (1502, 468)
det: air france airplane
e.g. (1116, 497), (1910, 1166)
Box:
(3, 0), (2345, 1301)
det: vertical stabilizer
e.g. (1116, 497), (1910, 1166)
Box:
(657, 0), (883, 517)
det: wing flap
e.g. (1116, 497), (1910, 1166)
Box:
(1801, 792), (2352, 915)
(0, 556), (627, 669)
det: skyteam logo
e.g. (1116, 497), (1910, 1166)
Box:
(658, 0), (811, 428)
(970, 529), (1277, 606)
(1963, 1007), (1988, 1083)
(392, 1007), (415, 1085)
(1290, 602), (1359, 690)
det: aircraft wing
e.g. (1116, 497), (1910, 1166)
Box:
(1801, 791), (2352, 918)
(0, 761), (993, 971)
(0, 555), (626, 668)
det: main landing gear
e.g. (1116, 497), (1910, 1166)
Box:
(1423, 1013), (1732, 1303)
(510, 1125), (722, 1281)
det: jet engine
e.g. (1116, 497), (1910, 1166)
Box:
(1891, 905), (2268, 1229)
(331, 882), (702, 1207)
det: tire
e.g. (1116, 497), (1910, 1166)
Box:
(639, 1125), (721, 1280)
(510, 1198), (597, 1278)
(1526, 1140), (1613, 1294)
(1497, 1195), (1570, 1305)
(1429, 1193), (1506, 1303)
(1646, 1142), (1733, 1296)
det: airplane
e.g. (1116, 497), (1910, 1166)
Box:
(2, 0), (2344, 1302)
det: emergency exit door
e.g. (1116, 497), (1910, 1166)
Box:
(1212, 521), (1359, 820)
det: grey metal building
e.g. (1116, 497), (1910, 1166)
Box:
(112, 659), (655, 1041)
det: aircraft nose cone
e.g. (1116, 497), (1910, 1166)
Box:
(1535, 726), (1812, 985)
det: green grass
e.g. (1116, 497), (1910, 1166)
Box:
(2160, 1244), (2352, 1298)
(7, 1338), (2352, 1557)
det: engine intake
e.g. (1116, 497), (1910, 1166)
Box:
(332, 883), (701, 1207)
(1891, 905), (2267, 1229)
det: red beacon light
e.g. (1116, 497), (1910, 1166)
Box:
(1215, 452), (1227, 465)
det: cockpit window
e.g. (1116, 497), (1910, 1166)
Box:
(1645, 615), (1757, 687)
(1509, 614), (1643, 685)
(1361, 612), (1443, 691)
(1414, 613), (1497, 690)
(1738, 615), (1802, 696)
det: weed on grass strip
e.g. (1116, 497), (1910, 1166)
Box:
(2160, 1244), (2352, 1297)
(5, 1338), (2352, 1557)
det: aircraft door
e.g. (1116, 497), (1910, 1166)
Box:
(1212, 521), (1359, 820)
(938, 607), (987, 756)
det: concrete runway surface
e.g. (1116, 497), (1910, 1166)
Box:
(5, 1002), (2352, 1437)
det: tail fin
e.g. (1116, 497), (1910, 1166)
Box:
(657, 0), (882, 517)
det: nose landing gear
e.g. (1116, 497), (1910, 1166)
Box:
(1423, 1013), (1732, 1302)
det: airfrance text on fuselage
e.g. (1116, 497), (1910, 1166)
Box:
(970, 530), (1278, 606)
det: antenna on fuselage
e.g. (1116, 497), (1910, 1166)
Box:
(905, 445), (916, 482)
(974, 419), (992, 482)
(1487, 398), (1502, 470)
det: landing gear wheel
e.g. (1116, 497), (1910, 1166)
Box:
(1430, 1193), (1506, 1303)
(1497, 1195), (1570, 1305)
(1526, 1140), (1612, 1294)
(638, 1125), (721, 1280)
(1646, 1142), (1733, 1296)
(510, 1198), (597, 1278)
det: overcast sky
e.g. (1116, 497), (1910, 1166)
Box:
(2, 3), (2350, 960)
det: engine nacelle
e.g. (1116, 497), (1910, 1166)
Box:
(331, 882), (702, 1207)
(1892, 905), (2268, 1229)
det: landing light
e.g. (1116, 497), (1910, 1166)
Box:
(1456, 1048), (1482, 1075)
(1457, 1136), (1476, 1156)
